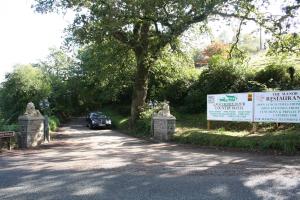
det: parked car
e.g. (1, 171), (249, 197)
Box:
(86, 112), (112, 129)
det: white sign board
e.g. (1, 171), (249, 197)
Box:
(207, 93), (254, 122)
(254, 91), (300, 123)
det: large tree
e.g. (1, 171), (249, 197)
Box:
(33, 0), (300, 126)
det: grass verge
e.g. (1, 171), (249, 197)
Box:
(102, 106), (300, 154)
(102, 106), (152, 137)
(101, 106), (130, 131)
(173, 127), (300, 154)
(174, 112), (300, 154)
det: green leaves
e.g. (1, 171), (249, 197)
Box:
(77, 39), (135, 105)
(33, 0), (300, 124)
(0, 65), (51, 122)
(34, 0), (227, 50)
(268, 33), (300, 56)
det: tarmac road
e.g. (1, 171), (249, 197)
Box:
(0, 118), (299, 200)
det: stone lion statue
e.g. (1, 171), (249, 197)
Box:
(156, 101), (173, 117)
(24, 102), (42, 117)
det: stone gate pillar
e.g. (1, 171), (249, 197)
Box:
(152, 101), (176, 142)
(152, 116), (176, 141)
(18, 102), (44, 148)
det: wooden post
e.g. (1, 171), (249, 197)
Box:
(7, 138), (11, 150)
(274, 123), (280, 130)
(207, 120), (211, 130)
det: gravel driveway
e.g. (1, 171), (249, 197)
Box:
(0, 118), (299, 200)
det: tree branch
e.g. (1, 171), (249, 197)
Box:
(113, 30), (130, 45)
(229, 18), (245, 59)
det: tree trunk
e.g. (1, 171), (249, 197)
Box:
(130, 51), (150, 128)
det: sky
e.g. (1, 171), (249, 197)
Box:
(0, 0), (72, 81)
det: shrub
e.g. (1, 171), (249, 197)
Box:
(184, 56), (245, 112)
(193, 41), (230, 67)
(254, 63), (290, 89)
(115, 105), (131, 116)
(0, 65), (51, 122)
(0, 124), (19, 132)
(148, 48), (198, 105)
(135, 102), (170, 136)
(291, 72), (300, 89)
(163, 79), (193, 105)
(135, 106), (158, 136)
(49, 116), (60, 132)
(230, 79), (268, 93)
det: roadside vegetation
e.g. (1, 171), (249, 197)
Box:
(174, 112), (300, 154)
(101, 106), (300, 154)
(174, 127), (300, 154)
(1, 1), (300, 153)
(1, 37), (300, 153)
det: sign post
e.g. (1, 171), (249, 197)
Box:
(0, 131), (15, 150)
(207, 120), (211, 130)
(39, 99), (50, 142)
(207, 90), (300, 129)
(254, 91), (300, 123)
(207, 93), (254, 122)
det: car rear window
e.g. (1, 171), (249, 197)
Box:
(91, 113), (105, 118)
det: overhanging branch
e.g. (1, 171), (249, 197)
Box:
(229, 18), (245, 59)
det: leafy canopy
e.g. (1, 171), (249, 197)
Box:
(34, 1), (300, 48)
(34, 0), (263, 54)
(0, 65), (51, 121)
(33, 0), (300, 123)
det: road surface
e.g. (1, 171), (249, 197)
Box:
(0, 118), (299, 200)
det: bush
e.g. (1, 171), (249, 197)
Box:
(49, 116), (60, 132)
(254, 63), (290, 89)
(148, 48), (198, 105)
(0, 124), (19, 132)
(135, 106), (160, 136)
(291, 72), (300, 89)
(0, 65), (51, 122)
(184, 56), (245, 112)
(115, 105), (131, 117)
(134, 103), (171, 136)
(230, 78), (268, 93)
(163, 79), (194, 106)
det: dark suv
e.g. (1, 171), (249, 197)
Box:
(86, 112), (112, 129)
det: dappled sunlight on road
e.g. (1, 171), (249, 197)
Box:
(0, 118), (299, 199)
(244, 168), (300, 200)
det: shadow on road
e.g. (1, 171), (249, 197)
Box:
(0, 118), (299, 200)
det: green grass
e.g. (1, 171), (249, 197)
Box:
(173, 111), (300, 154)
(173, 111), (253, 131)
(102, 106), (152, 137)
(102, 106), (300, 154)
(173, 128), (300, 154)
(101, 106), (130, 131)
